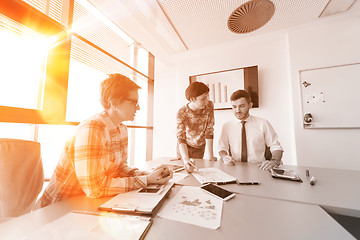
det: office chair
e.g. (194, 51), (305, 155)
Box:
(265, 146), (272, 160)
(0, 138), (44, 219)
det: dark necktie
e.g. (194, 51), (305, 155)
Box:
(241, 121), (247, 162)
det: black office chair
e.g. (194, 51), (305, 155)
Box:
(0, 138), (44, 220)
(265, 146), (272, 160)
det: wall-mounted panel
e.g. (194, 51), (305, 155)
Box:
(189, 66), (258, 110)
(300, 63), (360, 128)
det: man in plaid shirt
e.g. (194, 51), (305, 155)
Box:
(39, 74), (172, 207)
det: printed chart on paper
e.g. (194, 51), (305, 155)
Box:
(192, 167), (237, 184)
(157, 186), (223, 229)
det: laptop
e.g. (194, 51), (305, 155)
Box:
(99, 181), (174, 216)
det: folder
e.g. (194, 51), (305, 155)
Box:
(99, 182), (174, 216)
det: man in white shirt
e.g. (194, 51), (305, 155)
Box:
(218, 90), (283, 171)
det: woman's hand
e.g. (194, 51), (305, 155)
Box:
(183, 158), (197, 173)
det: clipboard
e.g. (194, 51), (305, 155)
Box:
(99, 182), (174, 216)
(271, 168), (303, 183)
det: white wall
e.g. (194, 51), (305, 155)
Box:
(154, 12), (360, 170)
(288, 14), (360, 170)
(154, 32), (295, 165)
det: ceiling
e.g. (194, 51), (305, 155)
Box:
(90, 0), (360, 59)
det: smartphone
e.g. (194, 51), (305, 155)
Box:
(138, 188), (160, 193)
(200, 183), (236, 201)
(138, 184), (162, 194)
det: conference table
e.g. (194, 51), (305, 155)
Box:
(1, 157), (359, 239)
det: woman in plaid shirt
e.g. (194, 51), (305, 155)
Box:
(38, 74), (172, 207)
(177, 82), (217, 172)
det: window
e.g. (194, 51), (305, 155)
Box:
(0, 14), (46, 110)
(0, 0), (155, 178)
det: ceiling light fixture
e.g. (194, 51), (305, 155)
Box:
(228, 0), (275, 34)
(319, 0), (357, 18)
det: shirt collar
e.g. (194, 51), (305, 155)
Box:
(101, 110), (123, 131)
(236, 114), (252, 123)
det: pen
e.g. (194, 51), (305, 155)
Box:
(236, 181), (260, 185)
(188, 161), (199, 172)
(216, 180), (237, 185)
(173, 166), (185, 172)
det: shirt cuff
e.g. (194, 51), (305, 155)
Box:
(134, 170), (148, 176)
(136, 175), (148, 187)
(269, 145), (283, 152)
(205, 134), (214, 139)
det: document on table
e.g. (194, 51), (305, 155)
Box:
(170, 172), (189, 184)
(157, 186), (223, 229)
(23, 212), (152, 240)
(192, 167), (237, 185)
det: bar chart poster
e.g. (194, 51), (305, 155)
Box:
(191, 68), (244, 110)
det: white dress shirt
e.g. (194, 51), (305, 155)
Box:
(218, 115), (283, 162)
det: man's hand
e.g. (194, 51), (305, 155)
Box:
(258, 160), (278, 171)
(222, 155), (235, 166)
(204, 155), (217, 161)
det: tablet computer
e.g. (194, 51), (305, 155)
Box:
(271, 168), (303, 182)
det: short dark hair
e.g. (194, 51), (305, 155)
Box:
(100, 73), (140, 109)
(185, 82), (210, 101)
(230, 89), (251, 103)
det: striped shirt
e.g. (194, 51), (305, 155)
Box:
(39, 111), (147, 207)
(176, 101), (214, 148)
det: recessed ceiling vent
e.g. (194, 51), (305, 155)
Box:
(228, 0), (275, 34)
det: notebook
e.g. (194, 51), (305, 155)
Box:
(99, 181), (174, 216)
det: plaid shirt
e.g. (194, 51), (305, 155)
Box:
(40, 111), (147, 207)
(176, 101), (214, 148)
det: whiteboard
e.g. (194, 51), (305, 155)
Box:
(300, 63), (360, 128)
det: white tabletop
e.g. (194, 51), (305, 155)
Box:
(146, 185), (354, 240)
(0, 186), (355, 240)
(0, 157), (358, 239)
(165, 158), (360, 218)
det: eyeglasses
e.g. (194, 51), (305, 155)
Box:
(124, 98), (139, 108)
